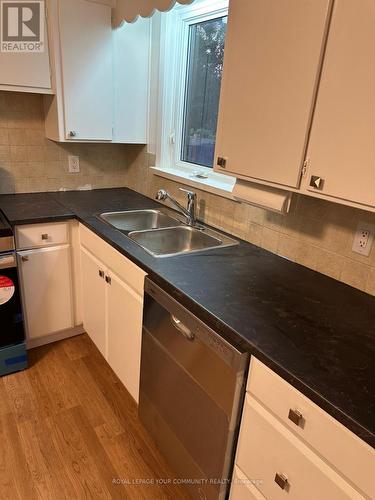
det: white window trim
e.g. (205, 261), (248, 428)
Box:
(153, 0), (235, 199)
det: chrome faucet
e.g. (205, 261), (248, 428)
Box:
(156, 188), (197, 226)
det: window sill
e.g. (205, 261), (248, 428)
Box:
(150, 166), (236, 201)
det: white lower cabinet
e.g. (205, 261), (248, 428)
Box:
(18, 245), (74, 340)
(80, 246), (107, 357)
(236, 396), (363, 500)
(79, 224), (146, 403)
(230, 358), (374, 500)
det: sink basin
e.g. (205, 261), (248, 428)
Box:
(128, 225), (238, 257)
(99, 209), (181, 232)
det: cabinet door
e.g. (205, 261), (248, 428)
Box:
(304, 0), (375, 209)
(80, 246), (107, 357)
(18, 245), (73, 339)
(0, 4), (51, 91)
(58, 0), (113, 140)
(107, 271), (143, 403)
(214, 0), (331, 188)
(112, 17), (150, 143)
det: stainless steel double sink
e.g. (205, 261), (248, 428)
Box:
(99, 209), (238, 258)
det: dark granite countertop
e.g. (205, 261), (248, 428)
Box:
(0, 188), (374, 448)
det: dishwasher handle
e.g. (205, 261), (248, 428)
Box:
(171, 314), (195, 341)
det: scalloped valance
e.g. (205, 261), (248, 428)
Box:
(112, 0), (194, 26)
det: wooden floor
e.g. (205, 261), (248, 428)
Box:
(0, 334), (191, 500)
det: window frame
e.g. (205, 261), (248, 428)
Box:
(156, 0), (231, 181)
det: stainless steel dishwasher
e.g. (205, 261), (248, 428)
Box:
(139, 278), (249, 500)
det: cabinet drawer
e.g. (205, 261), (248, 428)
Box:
(247, 358), (374, 498)
(79, 223), (146, 296)
(236, 395), (364, 500)
(230, 466), (266, 500)
(16, 222), (69, 250)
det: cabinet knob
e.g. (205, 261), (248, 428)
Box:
(68, 131), (77, 138)
(105, 275), (111, 285)
(288, 408), (304, 427)
(21, 256), (29, 262)
(274, 473), (289, 491)
(41, 233), (49, 241)
(217, 156), (227, 169)
(309, 175), (324, 190)
(98, 269), (104, 278)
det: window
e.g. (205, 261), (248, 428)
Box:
(155, 0), (234, 194)
(181, 16), (227, 168)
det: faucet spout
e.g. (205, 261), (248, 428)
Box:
(156, 188), (197, 226)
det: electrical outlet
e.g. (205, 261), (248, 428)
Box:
(68, 155), (80, 173)
(352, 221), (375, 256)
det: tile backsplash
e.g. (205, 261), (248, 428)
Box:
(124, 149), (375, 297)
(0, 91), (132, 194)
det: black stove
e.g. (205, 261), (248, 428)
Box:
(0, 212), (27, 376)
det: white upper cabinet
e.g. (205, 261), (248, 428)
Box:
(302, 0), (375, 211)
(0, 0), (52, 93)
(57, 0), (113, 141)
(214, 0), (332, 189)
(45, 0), (113, 141)
(44, 0), (150, 143)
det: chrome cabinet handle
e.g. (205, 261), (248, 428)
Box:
(171, 315), (195, 341)
(41, 233), (49, 240)
(288, 408), (304, 427)
(274, 473), (289, 491)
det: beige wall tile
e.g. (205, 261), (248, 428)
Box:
(232, 202), (249, 239)
(10, 145), (28, 162)
(25, 129), (45, 146)
(277, 235), (298, 261)
(365, 268), (375, 296)
(261, 227), (280, 253)
(314, 248), (344, 280)
(8, 128), (27, 145)
(340, 259), (369, 291)
(14, 178), (30, 193)
(294, 241), (320, 270)
(0, 129), (9, 145)
(27, 146), (44, 162)
(247, 222), (263, 247)
(0, 145), (10, 162)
